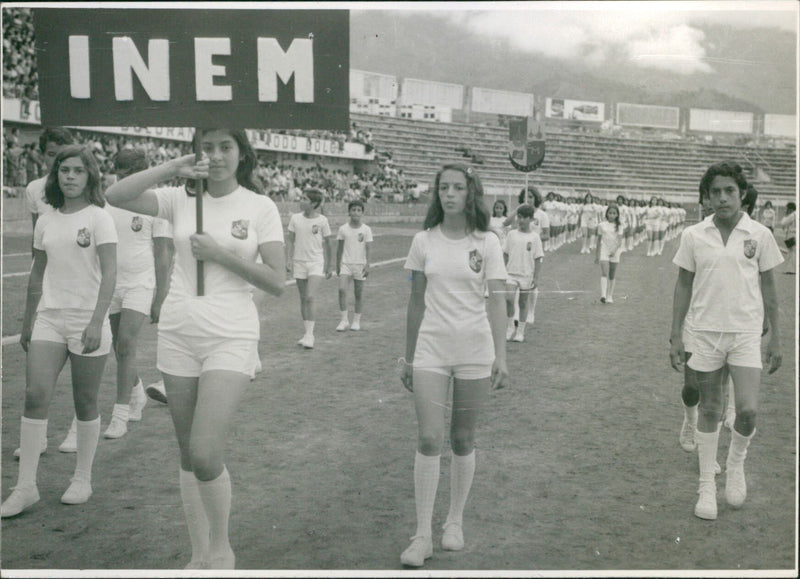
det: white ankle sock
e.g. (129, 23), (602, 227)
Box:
(445, 450), (475, 526)
(303, 320), (315, 336)
(413, 452), (440, 538)
(727, 428), (755, 470)
(18, 417), (48, 488)
(74, 417), (101, 482)
(111, 404), (130, 422)
(180, 469), (210, 563)
(197, 467), (232, 556)
(353, 313), (361, 325)
(340, 310), (348, 322)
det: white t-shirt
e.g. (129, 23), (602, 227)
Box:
(25, 176), (53, 217)
(106, 204), (172, 288)
(489, 216), (508, 245)
(598, 221), (624, 255)
(779, 213), (796, 237)
(531, 210), (550, 236)
(405, 226), (507, 366)
(760, 208), (775, 227)
(672, 213), (783, 333)
(581, 204), (598, 226)
(337, 222), (373, 264)
(33, 205), (118, 311)
(503, 228), (544, 277)
(155, 186), (284, 339)
(288, 213), (331, 263)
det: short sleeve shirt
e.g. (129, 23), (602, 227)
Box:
(405, 226), (506, 366)
(598, 221), (624, 254)
(337, 222), (373, 264)
(288, 213), (331, 263)
(672, 213), (783, 333)
(155, 186), (284, 339)
(503, 229), (544, 277)
(531, 210), (550, 235)
(33, 205), (118, 311)
(25, 176), (53, 217)
(106, 204), (173, 288)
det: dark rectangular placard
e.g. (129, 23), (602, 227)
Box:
(34, 8), (349, 129)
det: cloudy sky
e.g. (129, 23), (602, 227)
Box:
(364, 1), (797, 76)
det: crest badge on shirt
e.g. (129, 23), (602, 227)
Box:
(130, 216), (143, 232)
(76, 228), (91, 248)
(526, 241), (532, 251)
(743, 239), (757, 259)
(231, 219), (249, 240)
(311, 224), (320, 235)
(357, 233), (364, 242)
(468, 249), (483, 273)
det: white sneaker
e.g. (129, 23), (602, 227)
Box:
(525, 311), (535, 325)
(512, 329), (525, 343)
(129, 381), (147, 421)
(300, 334), (315, 349)
(103, 415), (128, 439)
(350, 322), (361, 331)
(441, 522), (464, 551)
(714, 461), (722, 475)
(208, 548), (236, 570)
(61, 478), (92, 505)
(145, 380), (168, 404)
(694, 482), (717, 520)
(1, 486), (40, 518)
(336, 320), (350, 332)
(13, 433), (47, 459)
(725, 465), (747, 508)
(606, 296), (614, 304)
(506, 323), (516, 341)
(59, 420), (78, 453)
(679, 417), (696, 452)
(400, 535), (433, 567)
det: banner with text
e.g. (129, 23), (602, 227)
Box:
(33, 8), (349, 129)
(545, 98), (604, 122)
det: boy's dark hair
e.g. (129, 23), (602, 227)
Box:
(348, 199), (365, 212)
(699, 161), (748, 201)
(517, 204), (535, 219)
(39, 127), (74, 153)
(304, 188), (324, 209)
(113, 149), (148, 178)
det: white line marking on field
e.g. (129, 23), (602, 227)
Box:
(3, 252), (29, 258)
(2, 334), (21, 346)
(2, 271), (28, 278)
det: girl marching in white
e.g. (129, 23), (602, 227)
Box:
(670, 161), (782, 521)
(336, 199), (373, 331)
(287, 188), (333, 348)
(2, 145), (117, 517)
(596, 204), (625, 304)
(400, 164), (508, 567)
(105, 129), (286, 569)
(503, 204), (544, 342)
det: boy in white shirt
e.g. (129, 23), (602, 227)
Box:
(503, 204), (544, 342)
(336, 200), (373, 331)
(287, 188), (333, 348)
(25, 128), (75, 241)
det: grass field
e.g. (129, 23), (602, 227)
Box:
(1, 223), (797, 574)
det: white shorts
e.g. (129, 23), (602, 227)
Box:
(506, 273), (535, 291)
(686, 331), (762, 372)
(682, 324), (697, 354)
(583, 221), (597, 230)
(157, 330), (258, 377)
(293, 260), (324, 279)
(645, 220), (658, 232)
(109, 285), (153, 316)
(340, 263), (366, 281)
(414, 363), (492, 380)
(31, 308), (112, 357)
(599, 245), (623, 263)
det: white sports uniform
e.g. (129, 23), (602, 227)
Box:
(597, 221), (624, 262)
(489, 216), (508, 246)
(106, 205), (173, 315)
(531, 210), (550, 238)
(673, 213), (783, 371)
(154, 186), (284, 376)
(337, 222), (373, 280)
(503, 229), (544, 290)
(25, 176), (53, 218)
(32, 205), (117, 356)
(405, 226), (507, 378)
(288, 213), (331, 279)
(581, 204), (598, 228)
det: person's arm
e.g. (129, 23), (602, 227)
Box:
(150, 236), (173, 323)
(502, 212), (517, 228)
(486, 278), (509, 389)
(324, 235), (334, 278)
(401, 270), (426, 392)
(336, 239), (344, 276)
(285, 230), (295, 276)
(82, 243), (117, 354)
(364, 241), (371, 277)
(669, 267), (694, 371)
(20, 249), (47, 352)
(595, 229), (602, 263)
(760, 269), (782, 374)
(192, 237), (286, 296)
(105, 154), (207, 216)
(533, 257), (543, 289)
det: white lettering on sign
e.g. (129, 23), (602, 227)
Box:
(195, 38), (232, 101)
(257, 38), (313, 102)
(112, 38), (170, 101)
(69, 36), (91, 99)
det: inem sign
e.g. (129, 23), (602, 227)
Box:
(33, 8), (349, 129)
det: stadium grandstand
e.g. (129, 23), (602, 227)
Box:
(3, 6), (796, 212)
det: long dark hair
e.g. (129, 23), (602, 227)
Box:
(606, 203), (621, 232)
(423, 164), (489, 232)
(44, 145), (104, 209)
(187, 128), (262, 196)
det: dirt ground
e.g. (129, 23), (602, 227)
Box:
(1, 224), (797, 574)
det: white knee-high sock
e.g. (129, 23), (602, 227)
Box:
(303, 320), (315, 336)
(445, 450), (476, 526)
(696, 425), (720, 486)
(530, 288), (539, 318)
(413, 452), (440, 538)
(197, 467), (232, 555)
(683, 403), (698, 426)
(726, 377), (736, 416)
(74, 417), (100, 482)
(180, 469), (210, 564)
(727, 428), (755, 470)
(600, 277), (608, 299)
(608, 279), (616, 299)
(18, 417), (48, 488)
